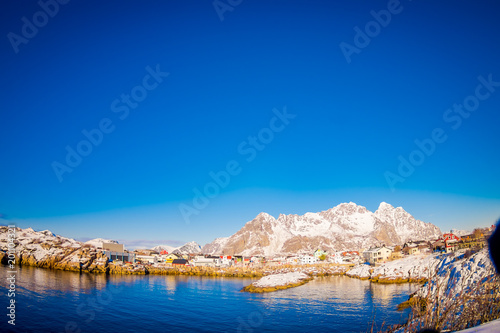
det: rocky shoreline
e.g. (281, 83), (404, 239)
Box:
(0, 250), (352, 278)
(0, 249), (434, 284)
(0, 226), (490, 287)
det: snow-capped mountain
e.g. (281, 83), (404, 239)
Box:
(201, 237), (229, 254)
(202, 202), (442, 256)
(449, 228), (471, 236)
(151, 242), (202, 254)
(151, 244), (176, 253)
(172, 241), (202, 254)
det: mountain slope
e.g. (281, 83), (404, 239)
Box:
(150, 242), (202, 254)
(172, 241), (202, 254)
(151, 244), (176, 253)
(203, 202), (442, 256)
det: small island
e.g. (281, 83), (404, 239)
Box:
(241, 271), (313, 293)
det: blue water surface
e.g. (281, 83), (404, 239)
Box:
(0, 265), (414, 332)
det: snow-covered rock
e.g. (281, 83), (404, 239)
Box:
(252, 272), (310, 288)
(347, 264), (372, 279)
(416, 248), (495, 299)
(0, 226), (81, 250)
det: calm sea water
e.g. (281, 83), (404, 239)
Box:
(0, 265), (415, 332)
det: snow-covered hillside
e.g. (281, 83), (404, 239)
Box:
(0, 226), (81, 256)
(0, 226), (83, 266)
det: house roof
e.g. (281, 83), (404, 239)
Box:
(172, 259), (188, 265)
(366, 246), (392, 253)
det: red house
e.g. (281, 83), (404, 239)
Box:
(442, 233), (462, 242)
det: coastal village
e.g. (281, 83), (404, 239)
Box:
(96, 225), (495, 271)
(1, 224), (499, 331)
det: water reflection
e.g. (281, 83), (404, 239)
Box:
(0, 266), (413, 333)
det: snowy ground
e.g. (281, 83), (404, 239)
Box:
(415, 248), (495, 299)
(458, 319), (500, 332)
(347, 252), (455, 281)
(346, 263), (371, 278)
(252, 272), (310, 288)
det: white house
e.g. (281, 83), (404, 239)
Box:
(135, 255), (159, 264)
(286, 256), (299, 264)
(313, 249), (328, 259)
(363, 246), (392, 265)
(191, 256), (217, 267)
(219, 256), (233, 267)
(329, 252), (343, 264)
(402, 242), (420, 256)
(299, 255), (318, 265)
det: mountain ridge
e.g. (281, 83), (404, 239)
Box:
(201, 202), (442, 256)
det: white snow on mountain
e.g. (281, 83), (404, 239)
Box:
(203, 202), (443, 256)
(151, 244), (176, 253)
(201, 237), (229, 254)
(150, 241), (202, 254)
(173, 241), (202, 254)
(450, 228), (472, 236)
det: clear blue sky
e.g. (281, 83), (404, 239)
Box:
(1, 0), (499, 248)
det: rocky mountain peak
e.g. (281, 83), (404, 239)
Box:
(203, 202), (443, 256)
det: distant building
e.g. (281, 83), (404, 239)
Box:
(135, 255), (161, 264)
(102, 242), (134, 263)
(219, 255), (233, 266)
(286, 256), (299, 264)
(391, 251), (403, 260)
(402, 242), (420, 256)
(299, 255), (318, 265)
(442, 233), (462, 242)
(191, 256), (217, 267)
(363, 246), (392, 265)
(313, 249), (327, 259)
(172, 259), (189, 266)
(103, 250), (135, 263)
(102, 242), (124, 252)
(436, 233), (462, 253)
(164, 253), (181, 262)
